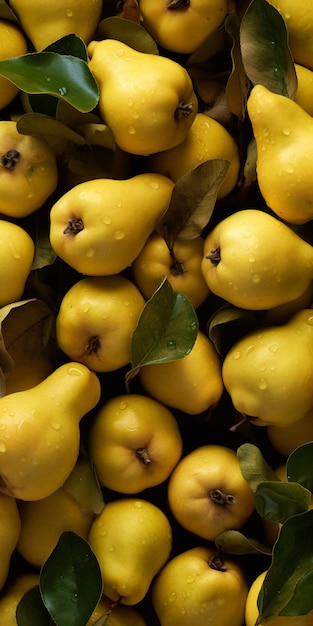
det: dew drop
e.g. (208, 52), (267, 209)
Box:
(59, 86), (67, 96)
(150, 181), (160, 189)
(68, 366), (84, 376)
(9, 243), (21, 259)
(0, 441), (6, 452)
(167, 340), (176, 350)
(285, 164), (294, 174)
(128, 126), (136, 135)
(251, 274), (261, 283)
(46, 76), (51, 82)
(258, 377), (268, 390)
(167, 592), (177, 604)
(103, 216), (112, 225)
(119, 401), (128, 410)
(134, 500), (143, 508)
(281, 127), (291, 136)
(66, 8), (73, 17)
(108, 545), (115, 552)
(269, 343), (279, 353)
(114, 230), (126, 240)
(307, 314), (313, 326)
(86, 247), (95, 257)
(233, 350), (241, 360)
(71, 593), (78, 604)
(50, 421), (61, 430)
(132, 111), (140, 119)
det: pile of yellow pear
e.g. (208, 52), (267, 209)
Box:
(1, 1), (313, 625)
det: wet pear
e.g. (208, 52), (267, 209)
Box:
(201, 209), (313, 310)
(87, 39), (198, 155)
(222, 309), (313, 427)
(50, 174), (174, 276)
(247, 84), (313, 224)
(0, 362), (101, 501)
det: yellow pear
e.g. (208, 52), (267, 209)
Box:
(0, 572), (39, 625)
(245, 569), (313, 626)
(49, 173), (174, 276)
(0, 20), (28, 110)
(294, 63), (313, 116)
(87, 39), (198, 155)
(267, 0), (313, 71)
(222, 309), (313, 427)
(151, 545), (248, 626)
(139, 0), (229, 54)
(16, 486), (95, 568)
(87, 593), (147, 625)
(0, 492), (21, 591)
(131, 231), (211, 309)
(0, 220), (35, 308)
(55, 275), (145, 372)
(138, 329), (224, 415)
(201, 209), (313, 309)
(147, 112), (240, 198)
(167, 444), (255, 541)
(0, 121), (58, 217)
(9, 0), (103, 51)
(247, 84), (313, 224)
(88, 497), (173, 605)
(267, 406), (313, 458)
(0, 362), (101, 501)
(88, 393), (183, 494)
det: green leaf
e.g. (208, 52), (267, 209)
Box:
(64, 452), (105, 515)
(16, 113), (86, 145)
(16, 586), (54, 626)
(254, 480), (311, 523)
(215, 529), (272, 555)
(126, 278), (198, 384)
(237, 443), (279, 492)
(73, 123), (116, 150)
(44, 34), (88, 61)
(225, 13), (251, 120)
(156, 159), (230, 252)
(96, 16), (159, 54)
(40, 531), (103, 626)
(240, 0), (297, 98)
(0, 52), (99, 112)
(206, 304), (263, 357)
(286, 442), (313, 492)
(257, 509), (313, 623)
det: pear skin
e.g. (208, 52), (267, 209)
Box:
(88, 498), (172, 606)
(0, 492), (21, 591)
(152, 546), (248, 626)
(222, 309), (313, 426)
(247, 84), (313, 224)
(50, 174), (174, 276)
(0, 572), (40, 623)
(201, 209), (313, 309)
(0, 362), (101, 501)
(87, 39), (198, 155)
(138, 330), (223, 415)
(0, 220), (35, 308)
(10, 0), (102, 51)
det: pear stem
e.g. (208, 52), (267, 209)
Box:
(209, 551), (227, 572)
(85, 335), (101, 356)
(168, 0), (190, 9)
(0, 149), (20, 170)
(102, 596), (122, 621)
(63, 217), (84, 235)
(206, 247), (221, 266)
(170, 258), (187, 275)
(210, 489), (236, 505)
(175, 101), (194, 120)
(229, 415), (250, 432)
(136, 447), (152, 466)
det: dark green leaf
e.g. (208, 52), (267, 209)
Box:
(254, 481), (311, 523)
(240, 0), (297, 98)
(40, 531), (103, 626)
(16, 113), (86, 145)
(206, 304), (263, 357)
(157, 159), (230, 252)
(44, 34), (88, 61)
(237, 443), (279, 492)
(25, 93), (59, 117)
(16, 586), (54, 626)
(225, 13), (251, 119)
(257, 509), (313, 623)
(96, 16), (159, 54)
(126, 278), (198, 384)
(0, 52), (99, 112)
(215, 529), (272, 555)
(287, 442), (313, 492)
